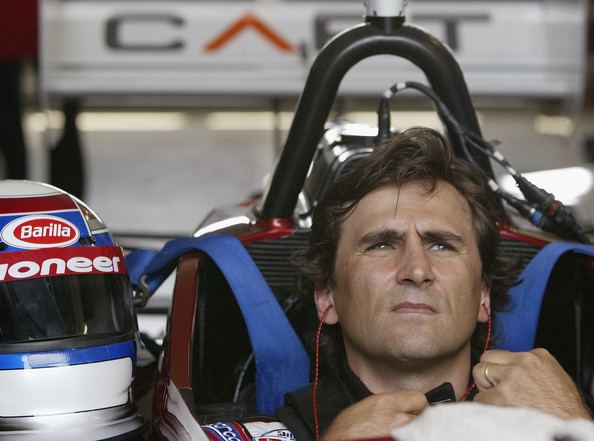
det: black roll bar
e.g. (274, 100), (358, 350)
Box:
(261, 19), (493, 220)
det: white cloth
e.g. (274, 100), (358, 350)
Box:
(392, 402), (594, 441)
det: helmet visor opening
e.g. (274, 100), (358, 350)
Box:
(0, 274), (135, 344)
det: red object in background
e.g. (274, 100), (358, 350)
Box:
(0, 0), (38, 59)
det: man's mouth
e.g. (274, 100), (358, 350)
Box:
(391, 302), (436, 314)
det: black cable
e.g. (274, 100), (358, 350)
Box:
(378, 81), (590, 244)
(375, 97), (392, 143)
(462, 128), (590, 243)
(232, 352), (254, 403)
(388, 82), (477, 168)
(383, 82), (502, 203)
(231, 295), (301, 403)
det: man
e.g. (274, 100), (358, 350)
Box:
(273, 127), (593, 440)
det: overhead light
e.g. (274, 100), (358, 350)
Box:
(204, 110), (482, 132)
(205, 111), (294, 131)
(344, 111), (442, 130)
(534, 115), (574, 137)
(26, 111), (189, 132)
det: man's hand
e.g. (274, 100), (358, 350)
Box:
(472, 348), (592, 421)
(321, 390), (428, 441)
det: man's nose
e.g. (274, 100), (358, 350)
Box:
(396, 242), (434, 286)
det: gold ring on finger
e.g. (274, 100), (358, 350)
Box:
(484, 364), (496, 387)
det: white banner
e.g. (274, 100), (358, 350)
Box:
(40, 0), (587, 99)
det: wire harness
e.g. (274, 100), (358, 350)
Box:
(376, 81), (590, 244)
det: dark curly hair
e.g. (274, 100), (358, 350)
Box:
(294, 127), (515, 367)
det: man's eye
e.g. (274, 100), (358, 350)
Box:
(432, 242), (454, 251)
(368, 242), (393, 251)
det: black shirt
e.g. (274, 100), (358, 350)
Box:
(275, 359), (371, 441)
(275, 360), (474, 441)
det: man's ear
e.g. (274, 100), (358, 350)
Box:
(477, 280), (491, 323)
(314, 287), (339, 324)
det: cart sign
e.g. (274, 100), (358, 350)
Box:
(40, 0), (587, 99)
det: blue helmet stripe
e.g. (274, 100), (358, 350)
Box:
(0, 340), (136, 370)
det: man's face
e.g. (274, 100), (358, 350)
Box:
(316, 181), (490, 373)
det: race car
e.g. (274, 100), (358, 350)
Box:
(135, 2), (594, 439)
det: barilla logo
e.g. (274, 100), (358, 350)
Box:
(1, 215), (80, 249)
(0, 246), (126, 282)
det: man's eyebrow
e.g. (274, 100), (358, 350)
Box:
(420, 229), (465, 244)
(357, 229), (404, 247)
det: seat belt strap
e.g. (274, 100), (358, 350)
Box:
(126, 234), (310, 415)
(494, 242), (594, 352)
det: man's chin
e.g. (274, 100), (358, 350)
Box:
(381, 335), (461, 364)
(383, 339), (472, 369)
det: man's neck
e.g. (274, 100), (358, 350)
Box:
(345, 347), (472, 400)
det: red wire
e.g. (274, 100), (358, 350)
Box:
(459, 303), (492, 401)
(313, 305), (332, 441)
(313, 303), (490, 428)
